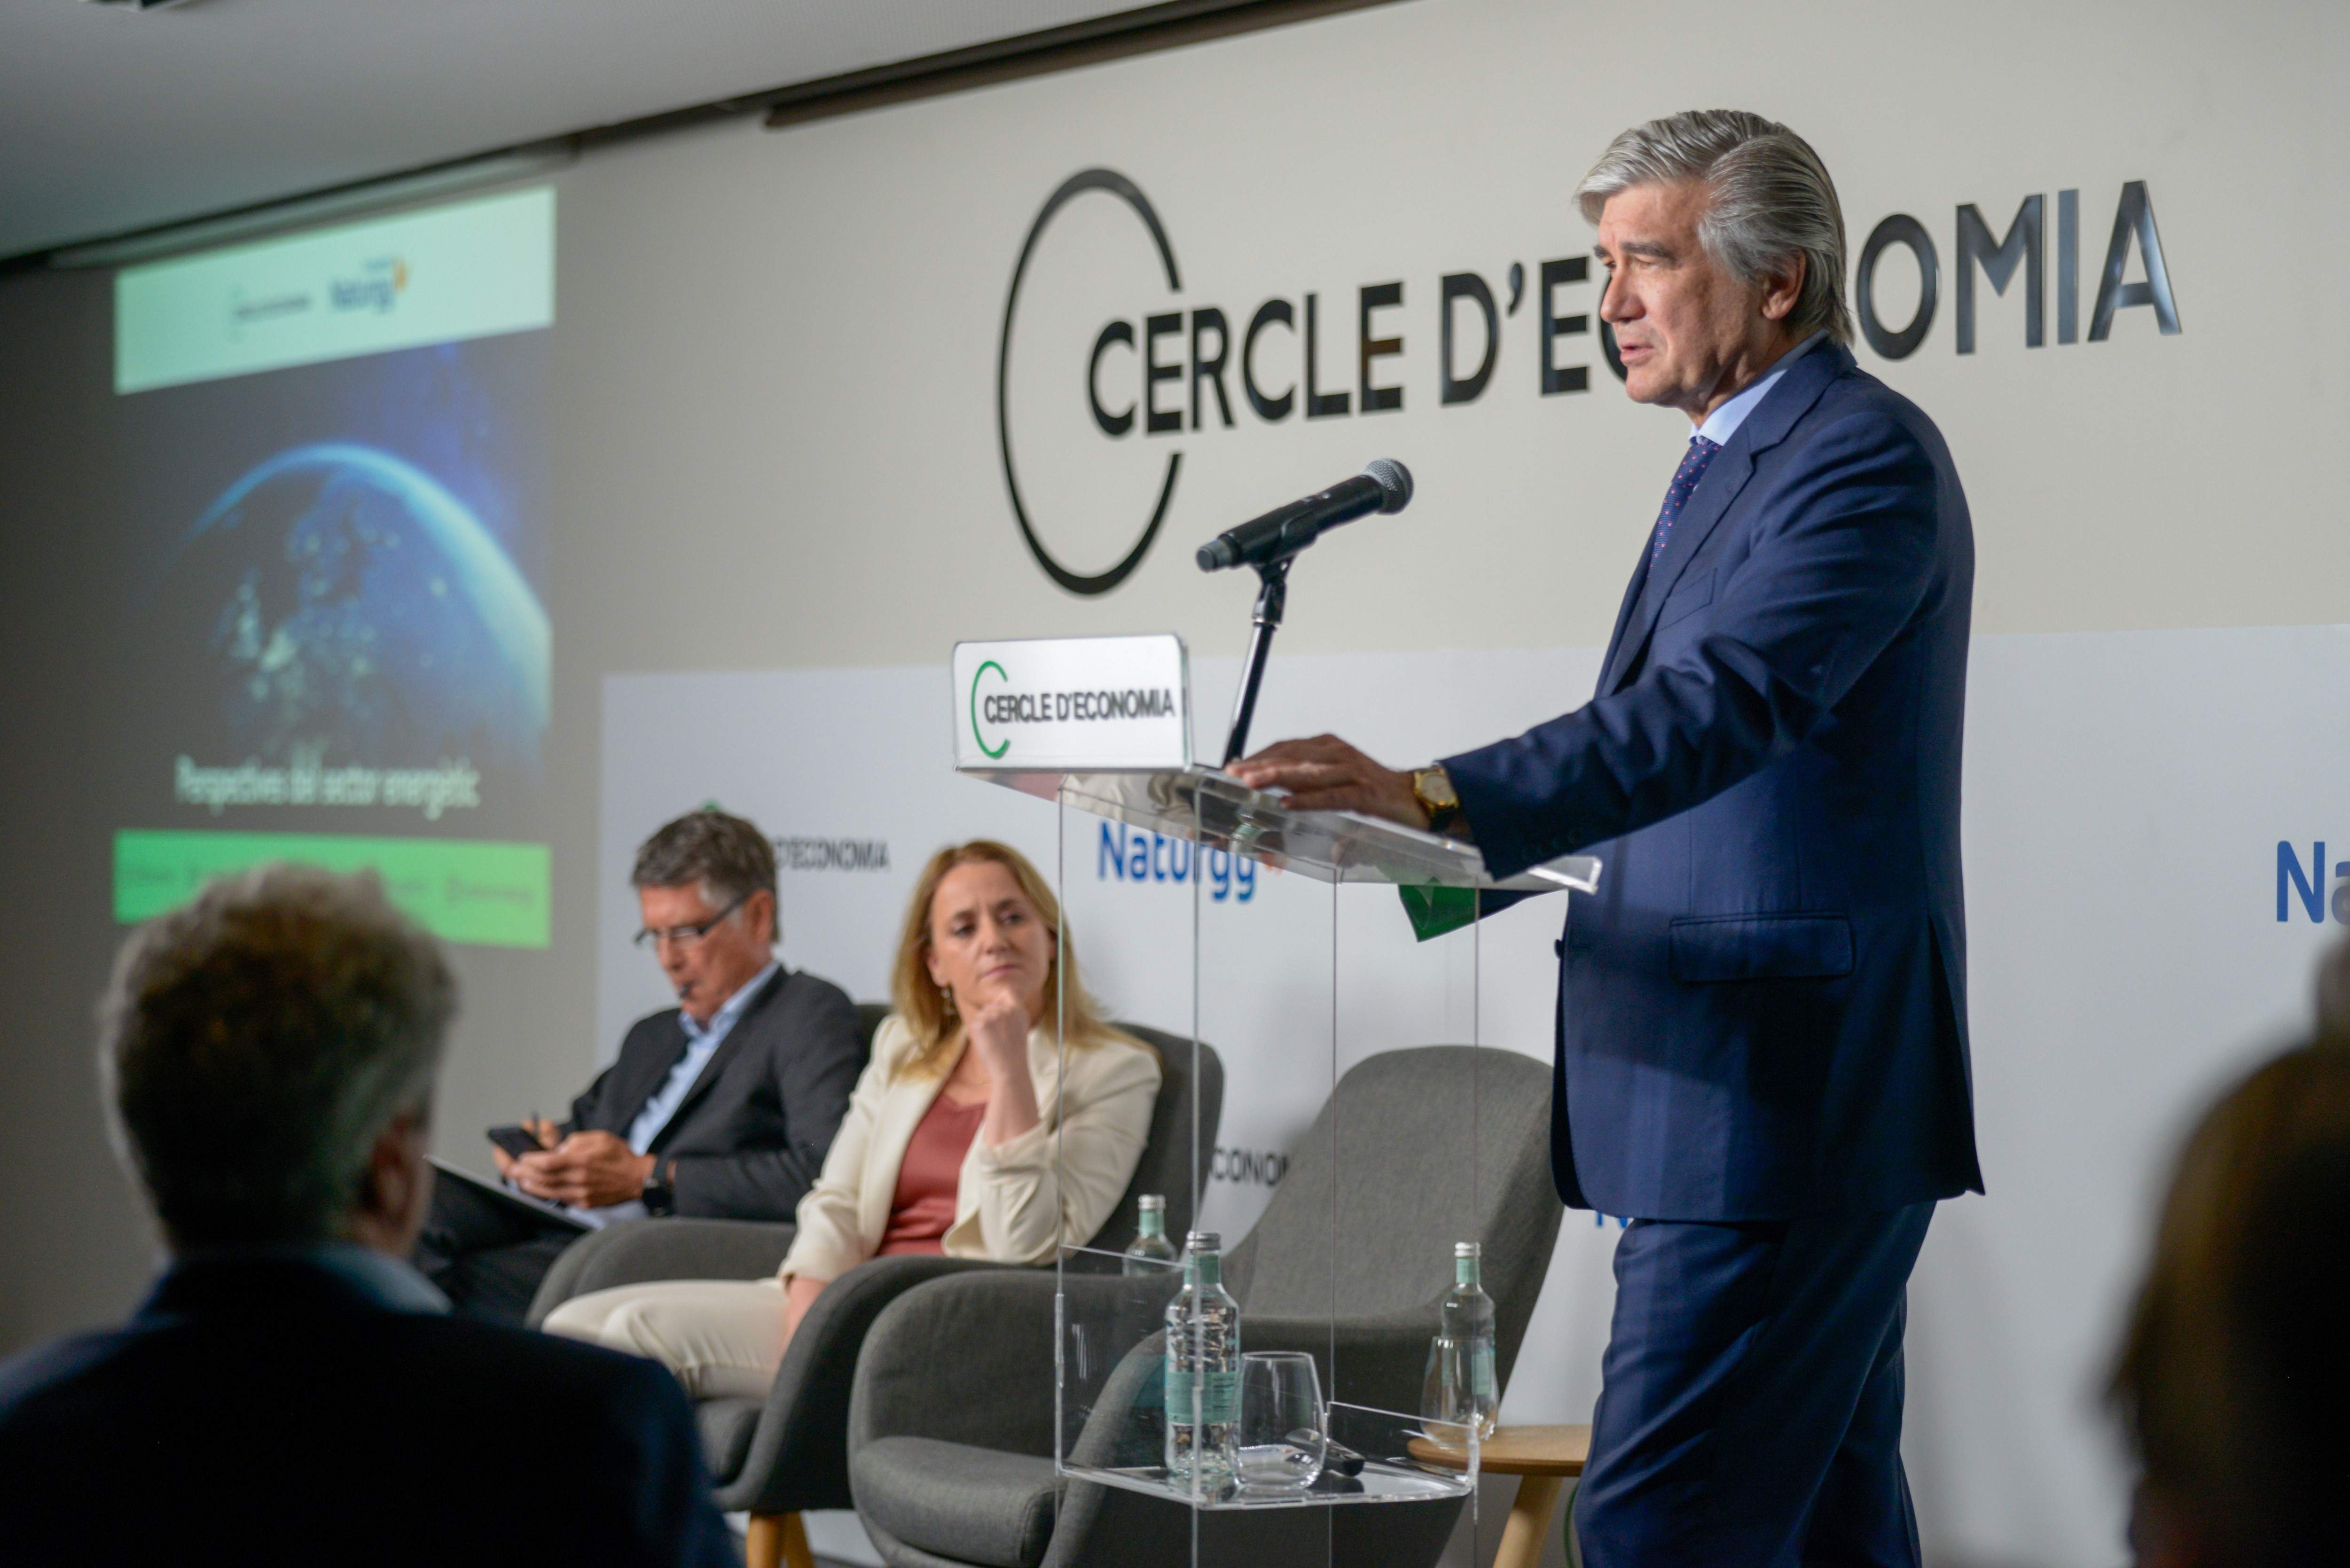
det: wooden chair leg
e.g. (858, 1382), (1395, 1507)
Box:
(1494, 1474), (1565, 1568)
(746, 1512), (814, 1568)
(744, 1514), (780, 1568)
(780, 1512), (815, 1568)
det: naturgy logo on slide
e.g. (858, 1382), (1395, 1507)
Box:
(329, 255), (410, 315)
(120, 187), (552, 394)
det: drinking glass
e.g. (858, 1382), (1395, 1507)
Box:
(1235, 1350), (1325, 1492)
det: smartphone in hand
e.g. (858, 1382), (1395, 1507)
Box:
(486, 1124), (551, 1161)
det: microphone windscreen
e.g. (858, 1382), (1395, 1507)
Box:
(1363, 459), (1413, 513)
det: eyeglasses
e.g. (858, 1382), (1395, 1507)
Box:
(633, 891), (751, 950)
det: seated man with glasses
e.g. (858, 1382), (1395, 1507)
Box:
(414, 809), (866, 1324)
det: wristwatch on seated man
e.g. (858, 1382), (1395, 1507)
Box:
(641, 1158), (678, 1217)
(1410, 764), (1461, 835)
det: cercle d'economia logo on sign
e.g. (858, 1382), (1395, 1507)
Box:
(996, 167), (2184, 599)
(953, 637), (1189, 772)
(967, 655), (1012, 760)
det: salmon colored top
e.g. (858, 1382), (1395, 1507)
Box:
(875, 1093), (987, 1256)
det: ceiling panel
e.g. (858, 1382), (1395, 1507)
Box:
(0, 0), (1155, 259)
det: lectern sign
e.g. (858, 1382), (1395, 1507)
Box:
(953, 635), (1189, 772)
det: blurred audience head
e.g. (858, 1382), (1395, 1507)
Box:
(2110, 1039), (2350, 1567)
(99, 864), (455, 1256)
(630, 807), (778, 1022)
(2315, 932), (2350, 1041)
(889, 840), (1107, 1075)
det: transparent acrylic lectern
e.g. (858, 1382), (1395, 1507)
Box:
(959, 686), (1601, 1568)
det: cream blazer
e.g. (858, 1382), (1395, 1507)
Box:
(778, 1014), (1161, 1285)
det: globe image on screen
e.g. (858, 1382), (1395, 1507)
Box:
(152, 442), (549, 775)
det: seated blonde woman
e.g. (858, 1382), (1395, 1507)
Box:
(543, 840), (1160, 1399)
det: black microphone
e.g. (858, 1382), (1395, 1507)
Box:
(1195, 460), (1413, 572)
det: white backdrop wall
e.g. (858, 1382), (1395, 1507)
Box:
(554, 3), (2347, 1564)
(551, 0), (2350, 670)
(2, 3), (2343, 1565)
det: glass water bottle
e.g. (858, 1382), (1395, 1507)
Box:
(1123, 1194), (1179, 1274)
(1421, 1240), (1499, 1438)
(1163, 1230), (1239, 1489)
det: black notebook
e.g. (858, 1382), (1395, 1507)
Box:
(427, 1156), (595, 1233)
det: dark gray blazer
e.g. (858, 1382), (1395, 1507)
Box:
(565, 966), (865, 1220)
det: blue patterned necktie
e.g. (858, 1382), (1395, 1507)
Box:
(1651, 434), (1723, 560)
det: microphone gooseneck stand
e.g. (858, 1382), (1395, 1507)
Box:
(1219, 557), (1289, 767)
(1206, 459), (1411, 766)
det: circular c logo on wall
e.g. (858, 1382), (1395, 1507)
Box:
(996, 169), (1181, 597)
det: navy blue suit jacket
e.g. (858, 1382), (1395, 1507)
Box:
(0, 1255), (736, 1567)
(1446, 339), (1983, 1221)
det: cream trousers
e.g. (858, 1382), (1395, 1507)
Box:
(541, 1277), (787, 1401)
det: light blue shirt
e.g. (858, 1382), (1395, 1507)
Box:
(625, 958), (781, 1154)
(1694, 330), (1828, 448)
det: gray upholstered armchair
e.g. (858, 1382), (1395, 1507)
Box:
(526, 1022), (1222, 1568)
(844, 1045), (1565, 1568)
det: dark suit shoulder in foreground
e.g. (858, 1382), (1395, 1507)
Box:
(0, 1257), (736, 1568)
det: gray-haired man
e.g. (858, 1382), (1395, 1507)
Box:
(1235, 110), (1977, 1564)
(416, 808), (866, 1322)
(0, 866), (735, 1566)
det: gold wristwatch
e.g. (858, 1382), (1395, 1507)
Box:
(1410, 765), (1460, 834)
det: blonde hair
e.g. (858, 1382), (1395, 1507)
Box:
(889, 840), (1117, 1080)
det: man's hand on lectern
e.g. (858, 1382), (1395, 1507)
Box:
(1229, 735), (1428, 828)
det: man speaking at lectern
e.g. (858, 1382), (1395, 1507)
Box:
(1232, 111), (1980, 1566)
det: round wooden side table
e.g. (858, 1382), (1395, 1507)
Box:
(1407, 1423), (1591, 1568)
